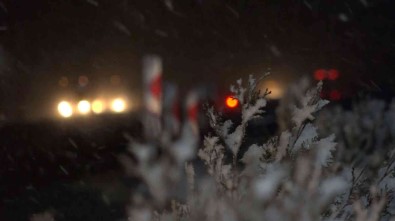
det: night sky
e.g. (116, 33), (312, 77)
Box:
(0, 0), (395, 117)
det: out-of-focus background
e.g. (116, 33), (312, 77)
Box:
(0, 0), (394, 220)
(0, 0), (394, 120)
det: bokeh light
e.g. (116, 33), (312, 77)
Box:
(92, 100), (105, 114)
(77, 100), (91, 114)
(328, 69), (340, 80)
(57, 101), (73, 118)
(259, 80), (284, 100)
(314, 69), (327, 81)
(329, 90), (342, 101)
(58, 76), (69, 87)
(111, 98), (126, 113)
(226, 96), (239, 108)
(78, 75), (89, 87)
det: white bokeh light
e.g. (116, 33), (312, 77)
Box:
(111, 98), (126, 113)
(57, 101), (73, 118)
(77, 100), (91, 114)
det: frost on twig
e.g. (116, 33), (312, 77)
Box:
(120, 121), (198, 211)
(207, 74), (269, 161)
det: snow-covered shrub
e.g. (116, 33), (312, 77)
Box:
(317, 99), (395, 168)
(317, 98), (395, 220)
(121, 75), (394, 221)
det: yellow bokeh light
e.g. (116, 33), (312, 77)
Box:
(57, 101), (73, 118)
(92, 100), (104, 114)
(260, 80), (284, 100)
(111, 98), (126, 113)
(77, 100), (91, 114)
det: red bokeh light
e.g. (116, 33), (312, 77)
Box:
(329, 90), (342, 101)
(314, 69), (327, 81)
(226, 96), (239, 108)
(328, 69), (340, 80)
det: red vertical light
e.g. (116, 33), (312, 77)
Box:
(329, 90), (342, 101)
(314, 69), (327, 81)
(328, 69), (340, 80)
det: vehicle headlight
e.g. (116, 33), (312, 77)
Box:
(111, 98), (126, 113)
(77, 100), (91, 114)
(92, 100), (104, 114)
(58, 101), (73, 118)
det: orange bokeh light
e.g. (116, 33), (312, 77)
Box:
(226, 96), (239, 108)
